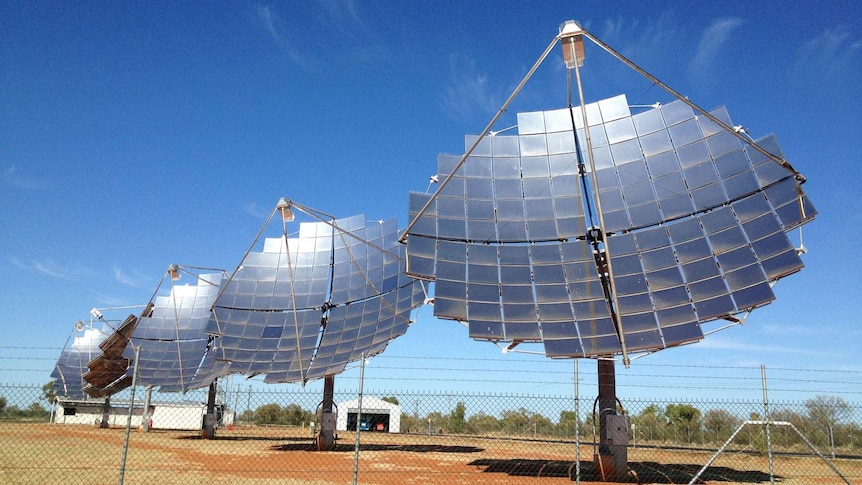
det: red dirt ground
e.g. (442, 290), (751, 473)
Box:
(1, 423), (858, 484)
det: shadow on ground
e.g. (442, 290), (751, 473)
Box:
(468, 458), (777, 483)
(177, 434), (777, 482)
(177, 434), (483, 453)
(271, 441), (484, 453)
(177, 434), (288, 442)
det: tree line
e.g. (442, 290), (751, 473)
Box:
(0, 396), (50, 421)
(0, 383), (53, 421)
(620, 396), (859, 452)
(231, 394), (859, 453)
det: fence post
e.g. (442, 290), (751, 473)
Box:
(246, 385), (252, 426)
(352, 353), (366, 485)
(761, 365), (775, 485)
(574, 359), (581, 484)
(119, 345), (141, 485)
(142, 386), (152, 433)
(49, 396), (56, 424)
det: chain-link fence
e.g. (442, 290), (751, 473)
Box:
(1, 375), (860, 484)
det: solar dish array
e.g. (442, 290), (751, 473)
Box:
(49, 207), (424, 398)
(406, 94), (816, 358)
(208, 214), (425, 384)
(48, 96), (816, 396)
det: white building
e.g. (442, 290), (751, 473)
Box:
(53, 398), (234, 430)
(336, 397), (401, 433)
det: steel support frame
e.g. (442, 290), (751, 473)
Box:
(595, 359), (629, 481)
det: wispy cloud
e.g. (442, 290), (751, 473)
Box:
(254, 4), (277, 37)
(797, 25), (861, 78)
(441, 54), (500, 120)
(10, 256), (95, 280)
(696, 335), (816, 356)
(253, 4), (306, 66)
(599, 12), (679, 64)
(317, 0), (363, 28)
(758, 322), (807, 335)
(1, 164), (45, 189)
(244, 201), (271, 219)
(690, 17), (744, 73)
(251, 1), (370, 67)
(113, 267), (152, 289)
(583, 12), (684, 103)
(90, 292), (137, 309)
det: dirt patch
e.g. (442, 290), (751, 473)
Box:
(0, 423), (858, 484)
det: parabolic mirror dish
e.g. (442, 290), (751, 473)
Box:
(51, 324), (112, 399)
(207, 202), (426, 384)
(121, 271), (228, 393)
(67, 271), (227, 398)
(406, 94), (816, 359)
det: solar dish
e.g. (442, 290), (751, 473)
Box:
(207, 199), (426, 385)
(405, 46), (815, 364)
(51, 324), (112, 399)
(64, 270), (225, 398)
(121, 270), (228, 393)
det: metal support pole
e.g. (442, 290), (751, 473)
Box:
(317, 375), (337, 451)
(119, 345), (140, 485)
(323, 375), (334, 413)
(142, 386), (153, 433)
(569, 39), (630, 367)
(101, 396), (111, 429)
(597, 361), (616, 439)
(761, 365), (775, 484)
(595, 359), (628, 481)
(352, 354), (366, 485)
(202, 380), (217, 439)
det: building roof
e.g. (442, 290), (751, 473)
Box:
(337, 397), (401, 412)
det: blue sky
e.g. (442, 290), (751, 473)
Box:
(2, 1), (861, 403)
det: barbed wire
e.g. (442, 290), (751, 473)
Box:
(0, 357), (57, 361)
(378, 354), (862, 376)
(0, 368), (54, 373)
(2, 363), (860, 385)
(4, 349), (859, 374)
(0, 346), (62, 351)
(2, 352), (860, 399)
